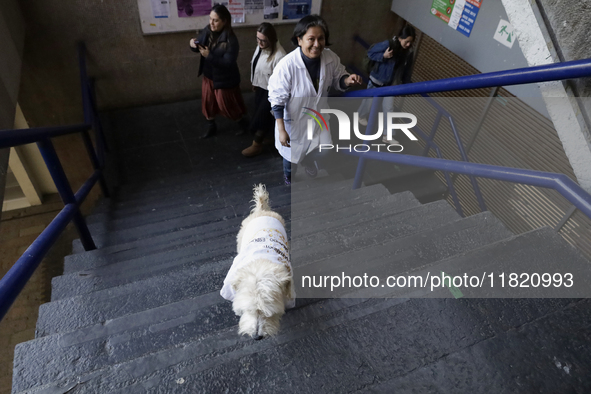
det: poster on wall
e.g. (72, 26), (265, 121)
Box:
(213, 0), (244, 23)
(228, 0), (246, 23)
(246, 0), (264, 14)
(282, 0), (312, 20)
(264, 0), (279, 19)
(214, 0), (245, 23)
(151, 0), (170, 18)
(177, 0), (210, 17)
(431, 0), (482, 37)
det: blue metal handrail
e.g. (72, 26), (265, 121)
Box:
(419, 94), (487, 212)
(357, 97), (465, 216)
(349, 34), (487, 212)
(345, 58), (591, 98)
(0, 42), (108, 321)
(346, 38), (591, 220)
(346, 150), (591, 220)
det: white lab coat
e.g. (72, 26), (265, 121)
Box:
(267, 48), (349, 163)
(250, 42), (287, 90)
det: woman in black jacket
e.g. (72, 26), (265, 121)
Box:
(190, 5), (249, 139)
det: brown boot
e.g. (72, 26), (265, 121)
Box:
(242, 141), (263, 157)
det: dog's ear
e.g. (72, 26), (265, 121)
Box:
(281, 276), (294, 301)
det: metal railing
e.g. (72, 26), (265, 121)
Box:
(343, 56), (591, 222)
(0, 43), (108, 321)
(350, 35), (487, 215)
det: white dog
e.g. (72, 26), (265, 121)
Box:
(220, 184), (295, 339)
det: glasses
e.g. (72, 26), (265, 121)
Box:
(256, 37), (269, 44)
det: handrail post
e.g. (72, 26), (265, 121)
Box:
(89, 78), (109, 156)
(80, 130), (109, 197)
(422, 112), (442, 157)
(353, 96), (382, 189)
(36, 138), (96, 251)
(78, 43), (92, 126)
(447, 117), (487, 212)
(554, 205), (577, 232)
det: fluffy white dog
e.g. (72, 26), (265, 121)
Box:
(220, 184), (295, 339)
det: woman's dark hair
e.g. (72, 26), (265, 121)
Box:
(391, 24), (416, 61)
(211, 4), (233, 34)
(258, 22), (278, 60)
(398, 24), (416, 40)
(290, 14), (331, 47)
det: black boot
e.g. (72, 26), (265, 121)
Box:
(235, 116), (250, 136)
(201, 119), (217, 139)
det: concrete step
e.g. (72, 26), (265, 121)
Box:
(38, 192), (420, 335)
(77, 177), (364, 253)
(92, 167), (286, 216)
(290, 183), (392, 217)
(64, 220), (241, 274)
(380, 171), (448, 204)
(52, 234), (237, 301)
(17, 296), (393, 392)
(358, 300), (591, 393)
(86, 183), (291, 235)
(295, 210), (513, 298)
(24, 230), (591, 393)
(56, 192), (417, 300)
(115, 156), (282, 197)
(291, 192), (421, 238)
(87, 181), (290, 224)
(72, 194), (291, 253)
(65, 185), (387, 274)
(20, 296), (588, 393)
(345, 227), (591, 299)
(36, 258), (235, 337)
(291, 199), (460, 264)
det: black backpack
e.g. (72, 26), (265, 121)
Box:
(362, 38), (396, 75)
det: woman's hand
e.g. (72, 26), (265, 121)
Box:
(277, 120), (290, 147)
(190, 38), (197, 48)
(344, 74), (362, 87)
(383, 47), (394, 59)
(198, 45), (210, 57)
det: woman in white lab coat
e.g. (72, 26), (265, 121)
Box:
(267, 14), (361, 185)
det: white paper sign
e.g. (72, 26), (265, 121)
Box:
(151, 0), (170, 18)
(447, 0), (466, 30)
(493, 19), (516, 48)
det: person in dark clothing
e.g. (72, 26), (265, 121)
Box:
(357, 24), (416, 144)
(190, 4), (249, 139)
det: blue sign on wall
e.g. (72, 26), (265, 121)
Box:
(457, 1), (481, 37)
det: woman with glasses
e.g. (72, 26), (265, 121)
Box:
(242, 23), (287, 157)
(357, 24), (416, 144)
(190, 4), (249, 139)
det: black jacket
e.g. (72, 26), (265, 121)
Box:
(191, 26), (241, 89)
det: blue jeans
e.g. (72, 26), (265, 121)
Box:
(282, 148), (332, 181)
(357, 80), (379, 119)
(283, 158), (295, 182)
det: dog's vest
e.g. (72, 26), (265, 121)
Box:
(220, 216), (295, 309)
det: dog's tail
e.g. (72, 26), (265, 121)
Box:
(251, 184), (270, 212)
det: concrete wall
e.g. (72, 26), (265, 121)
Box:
(391, 0), (549, 117)
(0, 0), (26, 221)
(18, 0), (398, 128)
(536, 0), (591, 122)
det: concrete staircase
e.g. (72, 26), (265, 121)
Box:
(11, 154), (591, 393)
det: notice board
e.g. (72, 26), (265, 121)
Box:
(138, 0), (323, 35)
